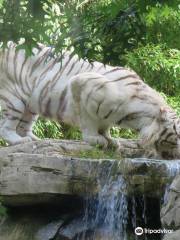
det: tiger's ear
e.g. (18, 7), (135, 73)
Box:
(160, 107), (171, 113)
(160, 107), (170, 121)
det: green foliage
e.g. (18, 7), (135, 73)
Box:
(32, 118), (137, 141)
(33, 117), (63, 139)
(68, 147), (122, 160)
(59, 123), (82, 140)
(0, 1), (39, 50)
(0, 199), (7, 218)
(63, 0), (146, 65)
(145, 4), (180, 49)
(0, 0), (146, 63)
(0, 1), (179, 68)
(0, 0), (69, 53)
(0, 139), (8, 146)
(0, 0), (4, 8)
(166, 95), (180, 116)
(125, 44), (180, 95)
(33, 118), (81, 140)
(110, 127), (137, 139)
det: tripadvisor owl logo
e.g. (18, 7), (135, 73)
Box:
(135, 227), (143, 236)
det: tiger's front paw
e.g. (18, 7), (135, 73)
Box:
(26, 132), (40, 141)
(144, 148), (162, 159)
(107, 137), (121, 150)
(83, 135), (108, 148)
(12, 136), (33, 145)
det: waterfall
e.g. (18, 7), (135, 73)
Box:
(36, 159), (180, 240)
(163, 160), (180, 204)
(80, 175), (128, 240)
(165, 160), (180, 177)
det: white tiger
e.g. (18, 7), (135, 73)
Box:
(0, 42), (179, 159)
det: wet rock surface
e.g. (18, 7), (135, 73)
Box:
(0, 201), (83, 240)
(163, 230), (180, 240)
(0, 139), (180, 240)
(161, 175), (180, 230)
(161, 175), (180, 240)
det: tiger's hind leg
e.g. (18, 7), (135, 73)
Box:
(82, 129), (109, 148)
(99, 128), (120, 149)
(16, 110), (39, 141)
(0, 100), (33, 145)
(70, 72), (120, 149)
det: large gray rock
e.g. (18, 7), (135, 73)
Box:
(161, 175), (180, 240)
(0, 208), (66, 240)
(161, 175), (180, 230)
(163, 230), (180, 240)
(0, 140), (180, 206)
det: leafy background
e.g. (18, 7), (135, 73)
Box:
(0, 0), (179, 143)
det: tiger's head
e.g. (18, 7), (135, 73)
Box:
(155, 107), (180, 159)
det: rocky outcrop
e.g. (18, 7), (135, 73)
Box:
(161, 175), (180, 229)
(161, 175), (180, 240)
(0, 139), (180, 239)
(163, 230), (180, 240)
(0, 139), (180, 206)
(0, 138), (143, 157)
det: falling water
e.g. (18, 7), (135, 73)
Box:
(74, 160), (180, 240)
(163, 160), (180, 204)
(80, 175), (128, 240)
(165, 160), (180, 177)
(36, 159), (180, 239)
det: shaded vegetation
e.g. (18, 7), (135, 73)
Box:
(0, 198), (7, 219)
(125, 44), (180, 95)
